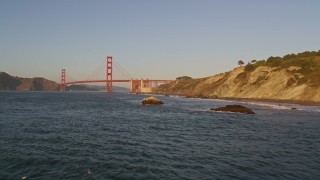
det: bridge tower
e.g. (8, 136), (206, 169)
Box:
(106, 56), (113, 92)
(60, 69), (66, 91)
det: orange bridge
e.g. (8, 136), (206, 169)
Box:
(60, 56), (173, 93)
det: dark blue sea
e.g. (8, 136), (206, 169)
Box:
(0, 92), (320, 180)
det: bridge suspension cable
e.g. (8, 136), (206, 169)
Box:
(66, 71), (77, 83)
(113, 58), (134, 79)
(84, 59), (105, 81)
(59, 55), (173, 93)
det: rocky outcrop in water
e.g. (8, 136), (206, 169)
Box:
(142, 96), (164, 105)
(211, 105), (255, 114)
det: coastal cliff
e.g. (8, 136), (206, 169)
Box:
(0, 72), (58, 91)
(154, 51), (320, 104)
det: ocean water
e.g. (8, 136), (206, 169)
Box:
(0, 92), (319, 180)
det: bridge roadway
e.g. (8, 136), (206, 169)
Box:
(64, 80), (130, 85)
(64, 79), (171, 85)
(60, 57), (173, 93)
(63, 79), (173, 93)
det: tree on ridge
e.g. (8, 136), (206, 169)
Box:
(238, 60), (244, 66)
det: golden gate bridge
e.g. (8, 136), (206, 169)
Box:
(60, 56), (173, 93)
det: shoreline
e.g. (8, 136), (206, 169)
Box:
(152, 92), (320, 107)
(218, 97), (320, 107)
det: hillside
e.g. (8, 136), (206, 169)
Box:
(154, 50), (320, 104)
(0, 72), (59, 91)
(0, 72), (130, 92)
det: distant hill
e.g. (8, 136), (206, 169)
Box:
(0, 72), (58, 91)
(0, 72), (130, 92)
(155, 50), (320, 104)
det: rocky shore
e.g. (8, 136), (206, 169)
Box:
(154, 93), (320, 106)
(154, 71), (320, 106)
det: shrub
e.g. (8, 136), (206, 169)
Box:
(266, 56), (282, 67)
(244, 63), (255, 72)
(251, 60), (257, 64)
(238, 60), (244, 66)
(176, 76), (192, 81)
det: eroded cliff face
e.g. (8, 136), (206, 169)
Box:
(155, 66), (320, 103)
(0, 72), (58, 91)
(15, 77), (58, 91)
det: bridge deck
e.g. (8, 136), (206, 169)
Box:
(64, 79), (172, 85)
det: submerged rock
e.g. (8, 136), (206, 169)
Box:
(142, 96), (164, 105)
(211, 105), (255, 114)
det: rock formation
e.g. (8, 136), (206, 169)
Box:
(211, 105), (255, 114)
(142, 96), (164, 105)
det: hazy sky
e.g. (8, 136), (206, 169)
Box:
(1, 0), (320, 84)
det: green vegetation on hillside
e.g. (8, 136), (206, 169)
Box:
(176, 76), (192, 81)
(252, 50), (320, 69)
(245, 50), (320, 85)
